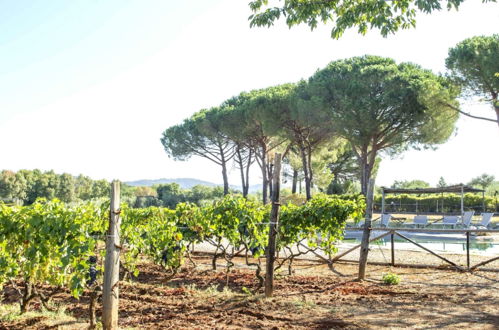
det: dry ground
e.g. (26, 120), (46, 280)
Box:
(1, 254), (498, 329)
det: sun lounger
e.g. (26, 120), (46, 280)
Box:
(440, 215), (459, 228)
(475, 213), (494, 229)
(407, 215), (428, 228)
(351, 213), (391, 228)
(460, 211), (475, 228)
(380, 214), (391, 227)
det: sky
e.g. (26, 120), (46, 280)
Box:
(0, 0), (498, 188)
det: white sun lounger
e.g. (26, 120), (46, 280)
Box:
(379, 214), (391, 227)
(353, 213), (391, 228)
(475, 213), (494, 229)
(460, 211), (475, 228)
(440, 215), (459, 228)
(407, 215), (428, 228)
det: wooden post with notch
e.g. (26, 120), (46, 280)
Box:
(102, 181), (121, 329)
(358, 178), (375, 280)
(265, 153), (281, 297)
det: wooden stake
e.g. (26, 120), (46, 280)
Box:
(265, 153), (281, 298)
(102, 181), (121, 330)
(358, 178), (374, 280)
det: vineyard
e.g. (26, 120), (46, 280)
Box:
(0, 194), (365, 326)
(1, 194), (498, 329)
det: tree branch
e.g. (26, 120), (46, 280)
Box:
(445, 103), (499, 124)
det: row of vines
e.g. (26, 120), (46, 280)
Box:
(0, 194), (364, 317)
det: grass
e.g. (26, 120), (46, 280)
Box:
(290, 298), (318, 310)
(0, 302), (81, 327)
(0, 302), (143, 330)
(184, 283), (241, 299)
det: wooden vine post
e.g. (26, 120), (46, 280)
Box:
(358, 178), (375, 280)
(102, 181), (121, 329)
(265, 153), (281, 298)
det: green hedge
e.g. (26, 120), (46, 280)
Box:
(374, 193), (497, 213)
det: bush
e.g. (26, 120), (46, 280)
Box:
(382, 273), (401, 285)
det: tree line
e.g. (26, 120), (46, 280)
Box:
(0, 169), (110, 204)
(3, 38), (495, 207)
(161, 55), (461, 203)
(0, 169), (231, 208)
(133, 183), (231, 209)
(162, 34), (499, 203)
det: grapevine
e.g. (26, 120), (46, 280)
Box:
(0, 193), (364, 315)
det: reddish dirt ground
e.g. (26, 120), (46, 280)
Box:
(1, 255), (498, 329)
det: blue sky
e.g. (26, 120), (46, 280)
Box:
(0, 1), (214, 119)
(1, 0), (498, 187)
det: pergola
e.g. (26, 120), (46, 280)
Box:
(380, 184), (485, 215)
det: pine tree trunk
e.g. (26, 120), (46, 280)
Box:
(268, 163), (273, 202)
(493, 92), (499, 128)
(236, 148), (247, 197)
(221, 163), (229, 195)
(219, 145), (230, 195)
(291, 169), (298, 194)
(307, 146), (314, 198)
(299, 144), (312, 200)
(244, 149), (253, 197)
(261, 153), (268, 204)
(359, 150), (373, 197)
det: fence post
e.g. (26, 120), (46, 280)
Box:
(460, 185), (464, 216)
(466, 231), (470, 271)
(265, 153), (281, 298)
(102, 181), (121, 330)
(381, 189), (385, 214)
(391, 231), (395, 267)
(482, 191), (485, 213)
(358, 178), (375, 280)
(440, 193), (445, 213)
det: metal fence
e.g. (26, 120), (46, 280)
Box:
(334, 227), (499, 272)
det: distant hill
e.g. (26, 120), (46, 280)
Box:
(125, 178), (262, 193)
(246, 184), (263, 194)
(125, 178), (218, 189)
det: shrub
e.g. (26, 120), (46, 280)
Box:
(382, 273), (401, 285)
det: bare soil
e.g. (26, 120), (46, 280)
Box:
(1, 254), (498, 329)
